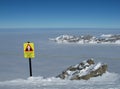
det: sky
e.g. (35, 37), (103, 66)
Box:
(0, 0), (120, 28)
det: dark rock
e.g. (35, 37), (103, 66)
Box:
(87, 59), (95, 65)
(56, 59), (108, 80)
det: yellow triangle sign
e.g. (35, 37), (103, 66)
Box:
(25, 44), (33, 52)
(23, 42), (35, 58)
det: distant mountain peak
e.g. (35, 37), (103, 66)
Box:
(50, 34), (120, 44)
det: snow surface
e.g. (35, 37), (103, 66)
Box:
(0, 72), (119, 89)
(93, 62), (102, 71)
(101, 34), (113, 38)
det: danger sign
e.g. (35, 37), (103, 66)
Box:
(25, 44), (33, 51)
(24, 42), (35, 58)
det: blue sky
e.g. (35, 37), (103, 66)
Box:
(0, 0), (120, 28)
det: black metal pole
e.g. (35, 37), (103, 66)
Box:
(29, 58), (32, 77)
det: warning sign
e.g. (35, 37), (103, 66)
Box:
(24, 42), (35, 58)
(25, 44), (33, 52)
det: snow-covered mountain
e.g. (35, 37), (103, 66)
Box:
(57, 59), (107, 80)
(49, 34), (120, 44)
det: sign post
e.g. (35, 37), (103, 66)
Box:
(23, 42), (35, 77)
(29, 58), (32, 76)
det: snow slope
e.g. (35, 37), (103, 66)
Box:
(0, 72), (119, 89)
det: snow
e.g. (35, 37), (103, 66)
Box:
(78, 40), (84, 44)
(101, 34), (112, 38)
(88, 40), (98, 44)
(93, 62), (102, 71)
(78, 66), (91, 76)
(115, 40), (120, 44)
(0, 72), (119, 89)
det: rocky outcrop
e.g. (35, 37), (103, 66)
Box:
(49, 34), (120, 44)
(56, 59), (107, 80)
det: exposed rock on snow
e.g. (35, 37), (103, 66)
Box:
(49, 34), (120, 44)
(56, 59), (107, 80)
